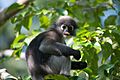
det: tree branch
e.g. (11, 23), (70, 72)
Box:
(0, 0), (34, 26)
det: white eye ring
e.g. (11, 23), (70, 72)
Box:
(61, 24), (67, 30)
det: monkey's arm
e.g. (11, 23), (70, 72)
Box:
(39, 39), (81, 60)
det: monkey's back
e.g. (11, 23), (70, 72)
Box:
(25, 29), (71, 79)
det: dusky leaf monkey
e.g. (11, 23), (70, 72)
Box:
(26, 16), (87, 80)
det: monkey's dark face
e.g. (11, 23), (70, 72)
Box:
(56, 16), (78, 37)
(60, 24), (74, 37)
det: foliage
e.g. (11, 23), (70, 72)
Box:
(0, 68), (17, 80)
(6, 0), (120, 79)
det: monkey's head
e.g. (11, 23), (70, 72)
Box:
(54, 16), (78, 37)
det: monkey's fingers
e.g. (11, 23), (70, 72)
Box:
(71, 61), (87, 70)
(73, 50), (81, 60)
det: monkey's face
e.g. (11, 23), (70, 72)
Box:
(60, 24), (74, 37)
(56, 16), (78, 37)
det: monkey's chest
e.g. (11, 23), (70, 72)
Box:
(47, 55), (71, 74)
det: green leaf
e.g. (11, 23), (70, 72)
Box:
(11, 42), (24, 49)
(13, 35), (26, 43)
(12, 48), (22, 58)
(41, 9), (51, 15)
(100, 9), (117, 27)
(116, 16), (120, 25)
(56, 8), (68, 15)
(11, 14), (23, 24)
(111, 48), (120, 63)
(101, 42), (112, 63)
(69, 0), (76, 3)
(69, 76), (86, 80)
(94, 42), (101, 53)
(98, 64), (114, 79)
(11, 35), (26, 49)
(6, 3), (24, 13)
(15, 22), (22, 32)
(22, 15), (33, 30)
(40, 16), (50, 28)
(112, 0), (120, 8)
(45, 74), (69, 80)
(112, 29), (120, 44)
(82, 47), (98, 75)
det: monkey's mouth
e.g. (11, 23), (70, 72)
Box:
(63, 32), (70, 36)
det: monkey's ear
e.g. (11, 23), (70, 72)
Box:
(52, 22), (59, 28)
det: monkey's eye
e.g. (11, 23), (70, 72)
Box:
(61, 25), (67, 30)
(68, 25), (74, 31)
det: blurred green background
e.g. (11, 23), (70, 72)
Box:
(0, 0), (120, 80)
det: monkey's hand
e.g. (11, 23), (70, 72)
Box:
(73, 50), (81, 60)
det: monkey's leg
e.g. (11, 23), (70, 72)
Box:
(71, 61), (87, 70)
